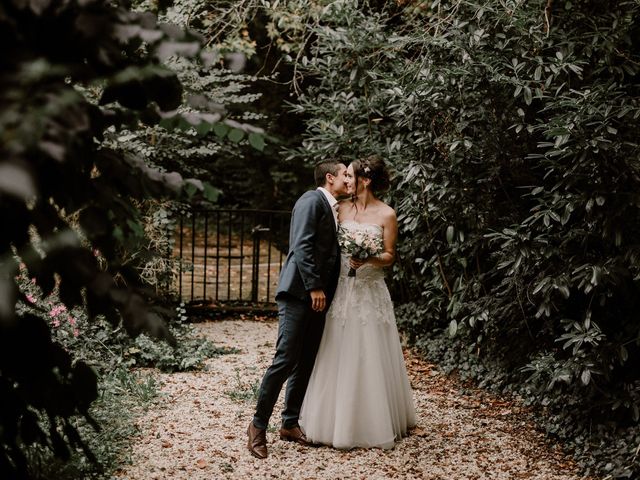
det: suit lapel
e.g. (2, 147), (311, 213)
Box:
(316, 190), (337, 234)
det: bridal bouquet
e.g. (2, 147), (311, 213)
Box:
(338, 226), (384, 277)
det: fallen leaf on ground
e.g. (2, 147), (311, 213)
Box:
(410, 426), (429, 437)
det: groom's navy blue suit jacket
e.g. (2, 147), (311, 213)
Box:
(276, 189), (341, 303)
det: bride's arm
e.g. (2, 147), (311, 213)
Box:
(369, 209), (397, 267)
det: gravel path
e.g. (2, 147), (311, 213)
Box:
(116, 319), (587, 480)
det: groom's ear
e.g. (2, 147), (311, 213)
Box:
(324, 172), (334, 185)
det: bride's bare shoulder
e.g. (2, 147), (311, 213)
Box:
(378, 202), (396, 220)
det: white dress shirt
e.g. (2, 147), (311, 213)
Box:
(317, 187), (338, 227)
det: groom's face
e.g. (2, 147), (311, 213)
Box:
(331, 163), (349, 196)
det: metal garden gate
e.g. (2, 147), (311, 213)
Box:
(175, 209), (290, 309)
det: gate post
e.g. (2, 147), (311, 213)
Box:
(251, 225), (270, 302)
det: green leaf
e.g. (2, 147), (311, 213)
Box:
(227, 128), (244, 143)
(113, 226), (124, 242)
(248, 132), (266, 151)
(534, 65), (542, 81)
(159, 117), (177, 131)
(558, 285), (570, 299)
(620, 345), (629, 363)
(126, 219), (144, 238)
(446, 225), (455, 244)
(176, 117), (193, 132)
(184, 182), (198, 198)
(213, 123), (230, 138)
(203, 183), (221, 203)
(195, 122), (212, 137)
(448, 319), (458, 337)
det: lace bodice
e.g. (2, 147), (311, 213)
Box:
(340, 219), (383, 237)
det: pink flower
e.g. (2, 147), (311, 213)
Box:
(31, 278), (36, 284)
(52, 319), (61, 327)
(49, 304), (67, 317)
(73, 329), (79, 337)
(68, 316), (76, 326)
(25, 294), (36, 304)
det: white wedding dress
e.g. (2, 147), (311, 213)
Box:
(299, 220), (416, 449)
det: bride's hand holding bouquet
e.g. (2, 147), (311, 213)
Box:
(338, 226), (384, 277)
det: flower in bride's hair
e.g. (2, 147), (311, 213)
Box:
(363, 166), (371, 174)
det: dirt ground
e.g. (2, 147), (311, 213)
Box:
(116, 319), (587, 480)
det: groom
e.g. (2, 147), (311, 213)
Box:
(247, 159), (349, 459)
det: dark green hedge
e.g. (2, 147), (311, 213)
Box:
(285, 0), (640, 477)
(0, 0), (240, 477)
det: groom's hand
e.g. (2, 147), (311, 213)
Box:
(310, 289), (326, 312)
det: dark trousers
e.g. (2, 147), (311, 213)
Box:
(253, 294), (326, 430)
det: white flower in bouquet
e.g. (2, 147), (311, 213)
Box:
(338, 226), (384, 277)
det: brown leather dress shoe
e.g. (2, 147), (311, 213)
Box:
(279, 425), (311, 446)
(247, 422), (268, 459)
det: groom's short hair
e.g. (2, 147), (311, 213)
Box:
(314, 159), (343, 187)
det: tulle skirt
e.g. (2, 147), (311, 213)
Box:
(299, 258), (416, 449)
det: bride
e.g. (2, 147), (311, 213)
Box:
(299, 155), (416, 449)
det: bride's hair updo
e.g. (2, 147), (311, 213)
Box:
(351, 154), (391, 194)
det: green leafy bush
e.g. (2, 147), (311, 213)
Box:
(0, 0), (258, 476)
(23, 367), (159, 480)
(16, 264), (229, 375)
(15, 259), (229, 478)
(279, 0), (640, 477)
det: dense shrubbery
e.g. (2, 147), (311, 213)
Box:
(13, 262), (230, 479)
(272, 0), (640, 477)
(0, 0), (260, 477)
(122, 0), (315, 210)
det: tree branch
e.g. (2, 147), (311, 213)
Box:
(544, 0), (553, 36)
